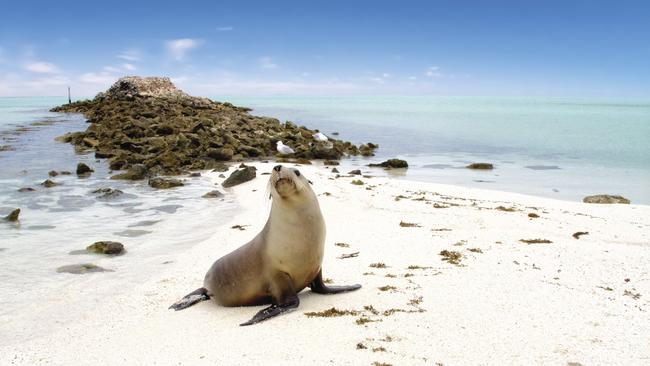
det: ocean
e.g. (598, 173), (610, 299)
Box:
(217, 96), (650, 204)
(0, 95), (648, 339)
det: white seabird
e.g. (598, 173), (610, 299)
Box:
(276, 141), (295, 155)
(313, 132), (329, 142)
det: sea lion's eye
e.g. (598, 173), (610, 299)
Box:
(294, 170), (301, 177)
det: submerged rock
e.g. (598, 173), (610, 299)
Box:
(3, 208), (20, 222)
(466, 163), (494, 170)
(18, 187), (35, 192)
(148, 177), (184, 189)
(91, 188), (124, 199)
(86, 241), (125, 255)
(583, 195), (631, 204)
(202, 190), (225, 198)
(222, 166), (256, 188)
(41, 179), (59, 188)
(76, 163), (94, 176)
(348, 169), (362, 175)
(56, 263), (113, 274)
(369, 159), (408, 169)
(48, 170), (59, 177)
(111, 164), (148, 180)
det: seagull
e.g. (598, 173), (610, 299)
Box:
(276, 141), (295, 155)
(313, 132), (329, 142)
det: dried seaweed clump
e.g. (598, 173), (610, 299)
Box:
(439, 250), (463, 265)
(519, 238), (553, 244)
(369, 262), (388, 269)
(399, 221), (421, 227)
(304, 307), (359, 317)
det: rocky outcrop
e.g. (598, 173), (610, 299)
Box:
(202, 190), (225, 198)
(222, 166), (256, 188)
(52, 77), (376, 177)
(583, 195), (630, 204)
(76, 163), (94, 176)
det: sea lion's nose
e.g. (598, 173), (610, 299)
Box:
(273, 165), (282, 172)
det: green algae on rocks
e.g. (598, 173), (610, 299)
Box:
(52, 77), (377, 177)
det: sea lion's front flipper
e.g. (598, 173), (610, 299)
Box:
(309, 269), (362, 294)
(240, 272), (299, 326)
(169, 287), (210, 311)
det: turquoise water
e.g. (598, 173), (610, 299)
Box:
(215, 96), (650, 203)
(1, 96), (649, 203)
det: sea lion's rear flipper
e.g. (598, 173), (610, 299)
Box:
(169, 287), (210, 311)
(309, 270), (362, 294)
(240, 272), (299, 326)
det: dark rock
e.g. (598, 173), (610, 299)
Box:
(18, 187), (35, 192)
(324, 160), (340, 166)
(48, 170), (59, 177)
(348, 169), (362, 175)
(41, 179), (59, 188)
(148, 177), (184, 189)
(56, 263), (113, 274)
(189, 172), (201, 177)
(91, 188), (124, 199)
(60, 171), (72, 175)
(331, 168), (340, 173)
(86, 241), (125, 255)
(222, 166), (256, 188)
(369, 159), (408, 169)
(202, 190), (225, 198)
(466, 163), (494, 170)
(207, 148), (234, 161)
(4, 208), (20, 222)
(218, 174), (226, 178)
(111, 164), (148, 180)
(583, 195), (630, 204)
(76, 163), (94, 176)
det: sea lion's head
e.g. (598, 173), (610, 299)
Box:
(269, 165), (312, 200)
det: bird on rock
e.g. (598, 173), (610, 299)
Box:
(276, 141), (295, 155)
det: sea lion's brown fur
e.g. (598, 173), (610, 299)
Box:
(170, 165), (360, 325)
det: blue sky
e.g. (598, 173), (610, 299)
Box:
(1, 0), (649, 97)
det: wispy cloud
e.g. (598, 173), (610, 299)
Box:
(79, 71), (117, 84)
(259, 56), (278, 69)
(165, 38), (202, 61)
(425, 65), (443, 78)
(216, 26), (234, 31)
(121, 63), (136, 71)
(116, 50), (141, 62)
(24, 61), (59, 74)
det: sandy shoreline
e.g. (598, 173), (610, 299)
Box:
(2, 161), (649, 365)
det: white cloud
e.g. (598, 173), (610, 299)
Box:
(259, 56), (278, 69)
(103, 66), (120, 73)
(191, 79), (362, 95)
(370, 77), (385, 84)
(165, 38), (201, 61)
(26, 75), (70, 88)
(170, 76), (188, 84)
(408, 76), (417, 80)
(425, 65), (443, 78)
(79, 72), (117, 84)
(116, 50), (140, 61)
(24, 61), (59, 74)
(122, 63), (136, 71)
(216, 26), (233, 31)
(382, 73), (391, 78)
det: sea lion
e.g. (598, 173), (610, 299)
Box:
(169, 165), (361, 325)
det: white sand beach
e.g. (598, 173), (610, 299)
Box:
(2, 161), (649, 366)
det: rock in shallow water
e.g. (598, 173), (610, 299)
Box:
(91, 187), (124, 199)
(111, 164), (149, 180)
(41, 179), (59, 188)
(56, 263), (113, 274)
(76, 162), (94, 176)
(222, 166), (256, 188)
(369, 159), (408, 169)
(86, 241), (125, 255)
(466, 163), (494, 170)
(148, 177), (184, 189)
(3, 208), (20, 222)
(583, 195), (630, 204)
(202, 190), (225, 198)
(18, 187), (35, 193)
